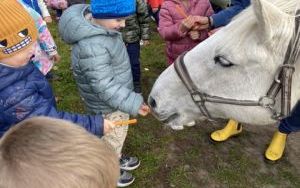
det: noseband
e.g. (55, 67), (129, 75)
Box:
(174, 15), (300, 121)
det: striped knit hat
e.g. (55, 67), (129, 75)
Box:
(0, 0), (38, 59)
(91, 0), (136, 19)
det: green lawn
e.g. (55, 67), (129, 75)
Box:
(49, 20), (300, 188)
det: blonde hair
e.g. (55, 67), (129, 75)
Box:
(0, 117), (119, 188)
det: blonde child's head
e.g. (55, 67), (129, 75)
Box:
(0, 117), (119, 188)
(0, 0), (38, 67)
(90, 0), (136, 30)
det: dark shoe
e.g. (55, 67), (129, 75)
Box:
(117, 170), (135, 187)
(120, 155), (140, 171)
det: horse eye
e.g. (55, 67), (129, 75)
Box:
(18, 29), (29, 38)
(0, 39), (7, 48)
(214, 55), (234, 67)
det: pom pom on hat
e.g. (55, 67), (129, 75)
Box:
(91, 0), (136, 19)
(0, 0), (38, 59)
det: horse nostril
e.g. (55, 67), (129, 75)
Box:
(148, 96), (157, 109)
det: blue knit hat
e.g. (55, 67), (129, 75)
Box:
(91, 0), (136, 19)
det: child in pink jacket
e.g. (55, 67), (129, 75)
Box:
(158, 0), (213, 65)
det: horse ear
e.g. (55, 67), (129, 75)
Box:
(252, 0), (282, 40)
(252, 0), (300, 40)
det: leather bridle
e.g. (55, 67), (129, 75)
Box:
(174, 15), (300, 121)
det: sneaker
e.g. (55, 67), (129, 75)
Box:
(117, 170), (135, 187)
(120, 155), (140, 171)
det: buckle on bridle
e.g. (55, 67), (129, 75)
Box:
(191, 91), (204, 103)
(258, 96), (275, 108)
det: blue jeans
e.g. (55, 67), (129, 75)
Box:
(279, 100), (300, 134)
(126, 42), (141, 91)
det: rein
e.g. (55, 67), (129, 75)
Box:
(174, 14), (300, 121)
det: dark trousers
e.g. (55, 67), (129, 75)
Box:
(55, 9), (63, 17)
(148, 5), (160, 26)
(126, 42), (141, 89)
(279, 100), (300, 134)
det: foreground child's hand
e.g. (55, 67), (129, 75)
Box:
(138, 103), (150, 116)
(188, 30), (200, 40)
(103, 119), (116, 134)
(51, 54), (61, 63)
(44, 16), (53, 23)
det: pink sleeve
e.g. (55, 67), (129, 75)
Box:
(205, 1), (214, 17)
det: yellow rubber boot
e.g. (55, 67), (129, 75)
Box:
(265, 131), (287, 161)
(210, 119), (242, 142)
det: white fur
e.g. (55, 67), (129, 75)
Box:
(149, 0), (300, 129)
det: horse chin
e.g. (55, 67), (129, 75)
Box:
(162, 113), (197, 131)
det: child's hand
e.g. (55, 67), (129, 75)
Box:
(138, 103), (150, 116)
(180, 16), (195, 33)
(44, 16), (52, 23)
(103, 119), (116, 134)
(188, 30), (200, 40)
(192, 16), (210, 30)
(50, 54), (61, 63)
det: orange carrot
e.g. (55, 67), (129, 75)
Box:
(176, 5), (188, 18)
(114, 119), (137, 126)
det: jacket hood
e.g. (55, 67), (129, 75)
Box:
(58, 4), (119, 44)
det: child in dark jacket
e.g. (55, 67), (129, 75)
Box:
(0, 0), (115, 139)
(121, 0), (151, 93)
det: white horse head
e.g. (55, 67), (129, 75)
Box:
(149, 0), (300, 130)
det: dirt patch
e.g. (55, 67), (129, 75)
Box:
(152, 120), (300, 188)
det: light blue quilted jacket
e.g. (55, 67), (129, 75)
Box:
(59, 4), (143, 115)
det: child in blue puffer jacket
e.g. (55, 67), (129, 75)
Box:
(59, 0), (150, 186)
(0, 0), (115, 139)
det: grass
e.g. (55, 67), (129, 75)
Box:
(49, 19), (300, 187)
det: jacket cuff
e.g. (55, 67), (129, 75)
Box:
(130, 94), (144, 116)
(95, 115), (104, 137)
(47, 50), (58, 57)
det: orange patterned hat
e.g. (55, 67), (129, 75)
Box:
(0, 0), (38, 59)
